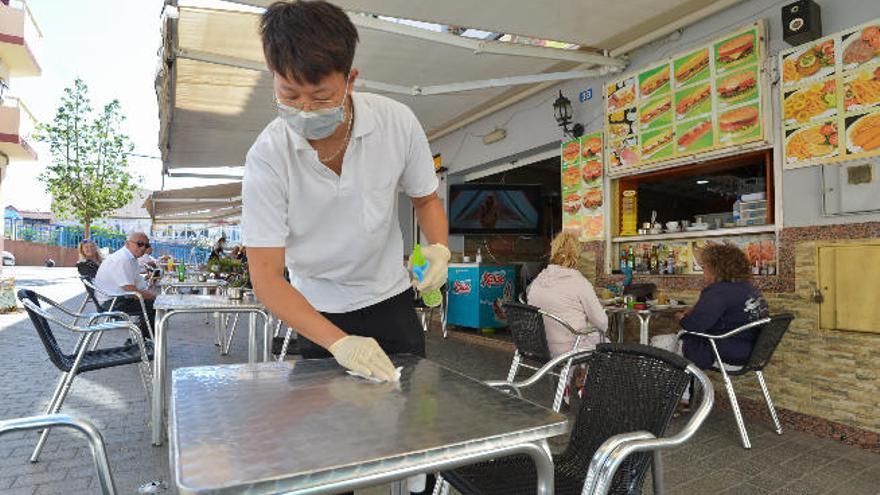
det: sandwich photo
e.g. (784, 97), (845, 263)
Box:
(783, 39), (835, 85)
(786, 122), (838, 163)
(716, 31), (756, 70)
(719, 106), (760, 140)
(639, 96), (672, 128)
(607, 82), (635, 112)
(563, 193), (582, 215)
(847, 113), (880, 153)
(717, 69), (758, 106)
(582, 136), (603, 157)
(639, 68), (671, 98)
(562, 141), (580, 163)
(609, 122), (633, 138)
(842, 25), (880, 67)
(677, 119), (713, 152)
(562, 166), (581, 188)
(582, 160), (603, 184)
(582, 188), (603, 210)
(674, 49), (710, 86)
(675, 84), (712, 119)
(641, 128), (674, 159)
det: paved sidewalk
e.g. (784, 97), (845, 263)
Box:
(0, 267), (878, 494)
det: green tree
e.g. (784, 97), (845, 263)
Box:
(34, 78), (140, 238)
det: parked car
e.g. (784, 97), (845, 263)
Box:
(1, 251), (14, 266)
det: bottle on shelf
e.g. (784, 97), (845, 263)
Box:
(475, 247), (482, 264)
(619, 249), (628, 272)
(178, 258), (186, 282)
(627, 246), (635, 270)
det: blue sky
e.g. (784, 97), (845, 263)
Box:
(3, 0), (228, 211)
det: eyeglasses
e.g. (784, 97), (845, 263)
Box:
(131, 241), (151, 248)
(275, 97), (339, 114)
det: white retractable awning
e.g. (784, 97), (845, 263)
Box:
(144, 182), (242, 224)
(156, 0), (742, 172)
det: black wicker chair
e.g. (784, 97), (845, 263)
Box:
(435, 343), (714, 495)
(17, 289), (153, 463)
(681, 313), (794, 449)
(503, 302), (605, 412)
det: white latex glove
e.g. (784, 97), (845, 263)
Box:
(328, 336), (398, 382)
(408, 243), (450, 293)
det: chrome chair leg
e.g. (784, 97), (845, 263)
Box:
(278, 327), (295, 363)
(709, 342), (750, 449)
(506, 351), (521, 383)
(222, 313), (240, 355)
(89, 331), (104, 351)
(551, 357), (573, 412)
(756, 371), (783, 435)
(441, 290), (449, 339)
(32, 334), (93, 462)
(431, 475), (448, 495)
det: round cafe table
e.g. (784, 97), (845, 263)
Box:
(604, 303), (691, 344)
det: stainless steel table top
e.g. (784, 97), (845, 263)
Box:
(155, 294), (262, 311)
(170, 356), (568, 494)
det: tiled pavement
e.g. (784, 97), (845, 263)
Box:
(0, 267), (878, 494)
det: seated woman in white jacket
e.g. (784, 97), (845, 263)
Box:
(527, 231), (609, 358)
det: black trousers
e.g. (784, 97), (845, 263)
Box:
(299, 288), (425, 359)
(299, 288), (430, 494)
(103, 297), (155, 340)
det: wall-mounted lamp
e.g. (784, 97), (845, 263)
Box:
(552, 90), (584, 138)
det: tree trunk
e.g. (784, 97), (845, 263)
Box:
(84, 219), (91, 239)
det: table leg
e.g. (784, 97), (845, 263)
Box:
(531, 439), (555, 495)
(639, 312), (653, 345)
(152, 309), (169, 446)
(214, 311), (222, 347)
(263, 315), (272, 362)
(248, 312), (257, 364)
(616, 312), (626, 343)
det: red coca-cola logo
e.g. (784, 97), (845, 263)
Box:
(480, 271), (506, 288)
(453, 280), (471, 295)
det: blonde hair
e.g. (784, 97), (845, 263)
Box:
(550, 231), (581, 269)
(78, 240), (102, 263)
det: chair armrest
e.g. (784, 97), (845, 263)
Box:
(86, 311), (132, 326)
(0, 414), (116, 494)
(21, 299), (138, 335)
(582, 364), (715, 495)
(680, 317), (771, 340)
(487, 348), (594, 395)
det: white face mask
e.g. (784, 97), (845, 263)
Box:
(276, 76), (350, 140)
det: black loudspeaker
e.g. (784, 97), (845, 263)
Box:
(782, 0), (822, 46)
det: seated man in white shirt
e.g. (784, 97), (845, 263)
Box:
(93, 232), (157, 339)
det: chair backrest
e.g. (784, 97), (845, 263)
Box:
(17, 289), (74, 372)
(502, 302), (552, 362)
(80, 276), (102, 309)
(743, 314), (794, 372)
(564, 343), (692, 494)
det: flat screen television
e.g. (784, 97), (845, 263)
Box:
(448, 184), (542, 235)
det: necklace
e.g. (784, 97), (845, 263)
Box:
(317, 107), (354, 164)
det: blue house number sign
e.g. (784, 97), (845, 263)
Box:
(578, 88), (593, 103)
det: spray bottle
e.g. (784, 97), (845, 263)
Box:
(411, 244), (442, 307)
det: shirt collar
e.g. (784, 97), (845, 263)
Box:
(286, 91), (376, 150)
(120, 248), (136, 260)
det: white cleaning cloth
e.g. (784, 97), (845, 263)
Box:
(346, 366), (403, 383)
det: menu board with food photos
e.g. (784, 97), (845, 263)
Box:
(560, 132), (605, 241)
(781, 19), (880, 169)
(605, 22), (766, 177)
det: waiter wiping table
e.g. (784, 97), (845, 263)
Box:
(243, 0), (449, 389)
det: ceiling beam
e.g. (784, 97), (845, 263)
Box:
(416, 68), (608, 95)
(349, 14), (626, 68)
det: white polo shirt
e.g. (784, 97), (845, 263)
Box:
(241, 92), (438, 313)
(93, 247), (147, 304)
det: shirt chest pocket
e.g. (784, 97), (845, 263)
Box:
(361, 184), (396, 233)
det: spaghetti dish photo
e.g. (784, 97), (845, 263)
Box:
(783, 79), (836, 124)
(844, 67), (880, 112)
(786, 123), (838, 162)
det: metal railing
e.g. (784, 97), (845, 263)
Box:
(3, 219), (211, 263)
